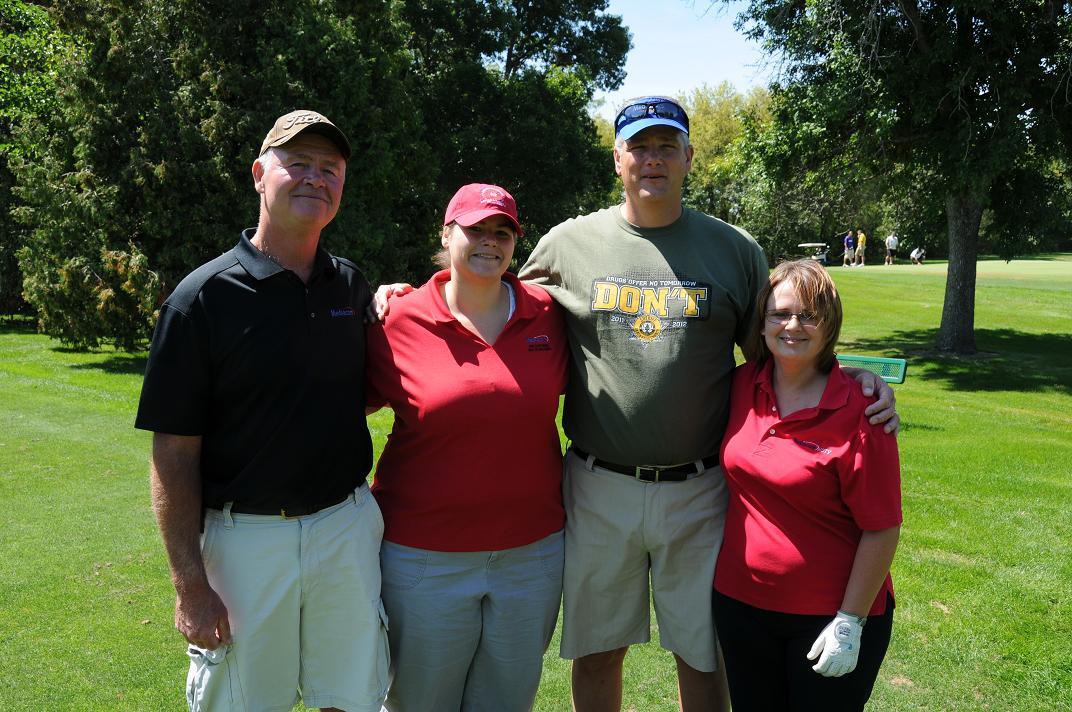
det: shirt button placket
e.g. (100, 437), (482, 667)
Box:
(304, 288), (317, 331)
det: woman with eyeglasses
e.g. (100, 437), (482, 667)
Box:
(712, 259), (902, 711)
(364, 184), (567, 711)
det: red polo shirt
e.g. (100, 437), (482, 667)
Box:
(365, 270), (567, 551)
(715, 359), (902, 616)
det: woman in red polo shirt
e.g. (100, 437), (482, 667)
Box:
(364, 184), (567, 711)
(714, 259), (902, 711)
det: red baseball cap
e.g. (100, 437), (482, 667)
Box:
(443, 183), (523, 236)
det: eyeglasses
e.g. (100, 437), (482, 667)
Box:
(765, 310), (820, 326)
(615, 99), (690, 135)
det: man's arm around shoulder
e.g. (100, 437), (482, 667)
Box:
(150, 432), (232, 650)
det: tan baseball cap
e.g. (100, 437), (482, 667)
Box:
(259, 109), (351, 160)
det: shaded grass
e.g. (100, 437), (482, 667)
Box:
(1, 255), (1070, 710)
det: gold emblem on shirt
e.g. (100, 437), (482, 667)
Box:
(632, 314), (663, 342)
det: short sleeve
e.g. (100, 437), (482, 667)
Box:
(734, 234), (770, 348)
(363, 322), (392, 410)
(840, 424), (903, 531)
(354, 271), (373, 312)
(518, 231), (562, 289)
(134, 303), (211, 435)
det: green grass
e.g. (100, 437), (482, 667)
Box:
(827, 256), (1072, 710)
(1, 254), (1070, 710)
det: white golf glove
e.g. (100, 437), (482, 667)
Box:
(807, 610), (865, 677)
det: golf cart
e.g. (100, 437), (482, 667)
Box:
(798, 242), (829, 266)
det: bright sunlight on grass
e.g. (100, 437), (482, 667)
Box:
(1, 255), (1069, 710)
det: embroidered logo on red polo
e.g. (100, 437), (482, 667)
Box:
(480, 186), (507, 208)
(527, 334), (551, 352)
(793, 438), (832, 455)
(751, 442), (775, 457)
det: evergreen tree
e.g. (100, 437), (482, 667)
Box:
(0, 0), (68, 314)
(13, 0), (629, 348)
(399, 0), (629, 263)
(15, 0), (433, 348)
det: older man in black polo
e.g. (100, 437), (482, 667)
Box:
(136, 110), (387, 712)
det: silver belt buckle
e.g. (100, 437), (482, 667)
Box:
(634, 466), (661, 482)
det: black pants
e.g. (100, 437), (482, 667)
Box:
(713, 590), (894, 712)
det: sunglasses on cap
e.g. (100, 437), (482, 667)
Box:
(614, 98), (690, 136)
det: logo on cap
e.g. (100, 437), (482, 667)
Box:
(260, 109), (351, 160)
(281, 112), (326, 131)
(480, 187), (507, 208)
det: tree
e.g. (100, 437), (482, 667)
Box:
(982, 156), (1072, 260)
(0, 0), (68, 314)
(398, 0), (629, 263)
(14, 0), (434, 348)
(734, 82), (895, 262)
(725, 0), (1072, 353)
(491, 0), (630, 89)
(679, 82), (749, 224)
(679, 81), (887, 262)
(12, 0), (629, 347)
(873, 165), (947, 258)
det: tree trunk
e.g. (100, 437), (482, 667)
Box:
(936, 192), (984, 353)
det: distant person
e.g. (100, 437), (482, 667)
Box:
(842, 230), (855, 267)
(136, 110), (388, 711)
(365, 184), (568, 711)
(714, 259), (902, 711)
(854, 229), (868, 266)
(885, 233), (899, 265)
(910, 246), (926, 265)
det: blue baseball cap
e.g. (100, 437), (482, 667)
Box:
(614, 96), (690, 141)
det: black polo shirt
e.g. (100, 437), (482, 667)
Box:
(135, 229), (373, 510)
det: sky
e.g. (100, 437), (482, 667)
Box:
(593, 0), (774, 121)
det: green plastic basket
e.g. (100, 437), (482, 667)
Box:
(835, 354), (908, 384)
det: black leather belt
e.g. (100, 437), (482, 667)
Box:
(572, 447), (717, 483)
(214, 486), (361, 519)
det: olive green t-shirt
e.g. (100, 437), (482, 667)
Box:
(520, 206), (768, 465)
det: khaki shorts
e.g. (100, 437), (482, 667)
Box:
(560, 449), (728, 672)
(186, 486), (389, 712)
